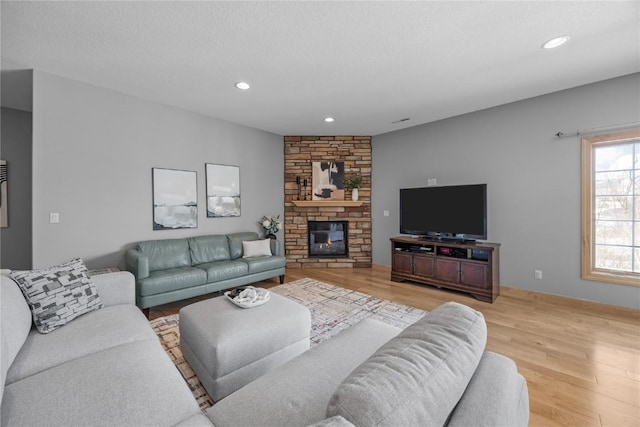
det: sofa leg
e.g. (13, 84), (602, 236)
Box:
(142, 308), (150, 319)
(279, 275), (285, 284)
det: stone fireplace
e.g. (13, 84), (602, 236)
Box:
(284, 136), (372, 268)
(308, 220), (349, 258)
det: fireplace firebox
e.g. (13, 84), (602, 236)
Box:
(308, 221), (348, 258)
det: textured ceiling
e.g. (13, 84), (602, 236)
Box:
(1, 1), (639, 136)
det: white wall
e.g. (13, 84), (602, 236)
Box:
(32, 71), (283, 269)
(372, 73), (640, 309)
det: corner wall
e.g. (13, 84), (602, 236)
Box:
(372, 73), (640, 309)
(32, 71), (283, 269)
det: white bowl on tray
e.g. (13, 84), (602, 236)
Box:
(224, 286), (271, 308)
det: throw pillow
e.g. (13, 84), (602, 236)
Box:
(10, 258), (103, 334)
(242, 239), (272, 258)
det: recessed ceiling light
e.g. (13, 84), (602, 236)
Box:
(542, 35), (570, 49)
(235, 81), (250, 90)
(324, 117), (335, 123)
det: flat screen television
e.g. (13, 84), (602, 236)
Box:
(400, 184), (487, 242)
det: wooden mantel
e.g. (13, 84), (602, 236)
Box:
(291, 200), (364, 207)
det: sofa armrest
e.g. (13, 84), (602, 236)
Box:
(447, 351), (529, 427)
(270, 239), (282, 256)
(92, 271), (136, 307)
(125, 248), (150, 280)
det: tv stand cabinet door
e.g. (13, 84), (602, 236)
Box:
(413, 255), (435, 278)
(392, 252), (413, 275)
(461, 262), (489, 289)
(436, 258), (461, 283)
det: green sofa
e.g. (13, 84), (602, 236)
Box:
(125, 232), (285, 311)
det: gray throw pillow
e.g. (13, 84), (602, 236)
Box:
(326, 301), (487, 427)
(10, 258), (103, 334)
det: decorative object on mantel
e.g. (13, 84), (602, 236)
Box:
(303, 178), (308, 200)
(0, 160), (7, 228)
(260, 214), (282, 239)
(312, 161), (345, 201)
(344, 173), (363, 201)
(206, 163), (240, 217)
(152, 168), (197, 230)
(295, 176), (309, 201)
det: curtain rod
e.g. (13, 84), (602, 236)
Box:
(555, 121), (640, 138)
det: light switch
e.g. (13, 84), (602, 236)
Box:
(49, 212), (60, 224)
(383, 210), (390, 217)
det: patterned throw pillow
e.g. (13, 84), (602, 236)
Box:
(10, 258), (103, 334)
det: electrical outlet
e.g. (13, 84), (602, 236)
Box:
(427, 179), (437, 186)
(534, 269), (542, 280)
(383, 210), (390, 217)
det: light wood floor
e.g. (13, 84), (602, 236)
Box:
(149, 266), (640, 427)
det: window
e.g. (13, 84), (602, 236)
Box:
(582, 129), (640, 286)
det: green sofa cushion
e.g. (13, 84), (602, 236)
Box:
(227, 232), (259, 259)
(326, 302), (487, 427)
(137, 239), (192, 271)
(188, 235), (231, 265)
(194, 260), (248, 282)
(138, 267), (207, 297)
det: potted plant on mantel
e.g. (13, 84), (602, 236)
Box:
(344, 173), (363, 201)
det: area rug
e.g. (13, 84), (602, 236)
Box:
(149, 277), (427, 411)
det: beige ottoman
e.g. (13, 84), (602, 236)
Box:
(179, 291), (311, 401)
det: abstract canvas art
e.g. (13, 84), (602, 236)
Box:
(206, 164), (240, 217)
(152, 168), (197, 230)
(312, 161), (345, 201)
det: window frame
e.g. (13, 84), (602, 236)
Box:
(581, 129), (640, 287)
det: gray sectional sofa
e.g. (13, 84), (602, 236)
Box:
(125, 232), (286, 311)
(1, 268), (529, 427)
(207, 301), (530, 427)
(0, 269), (207, 427)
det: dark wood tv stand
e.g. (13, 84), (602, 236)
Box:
(390, 236), (500, 303)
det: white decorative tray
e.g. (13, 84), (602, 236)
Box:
(224, 286), (271, 309)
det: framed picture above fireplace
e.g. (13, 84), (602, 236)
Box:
(312, 161), (345, 201)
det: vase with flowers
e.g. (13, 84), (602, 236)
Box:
(260, 215), (282, 239)
(344, 173), (363, 201)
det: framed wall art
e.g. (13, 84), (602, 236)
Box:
(152, 167), (197, 230)
(206, 163), (240, 217)
(312, 161), (345, 201)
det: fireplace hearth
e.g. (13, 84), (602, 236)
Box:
(308, 221), (348, 258)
